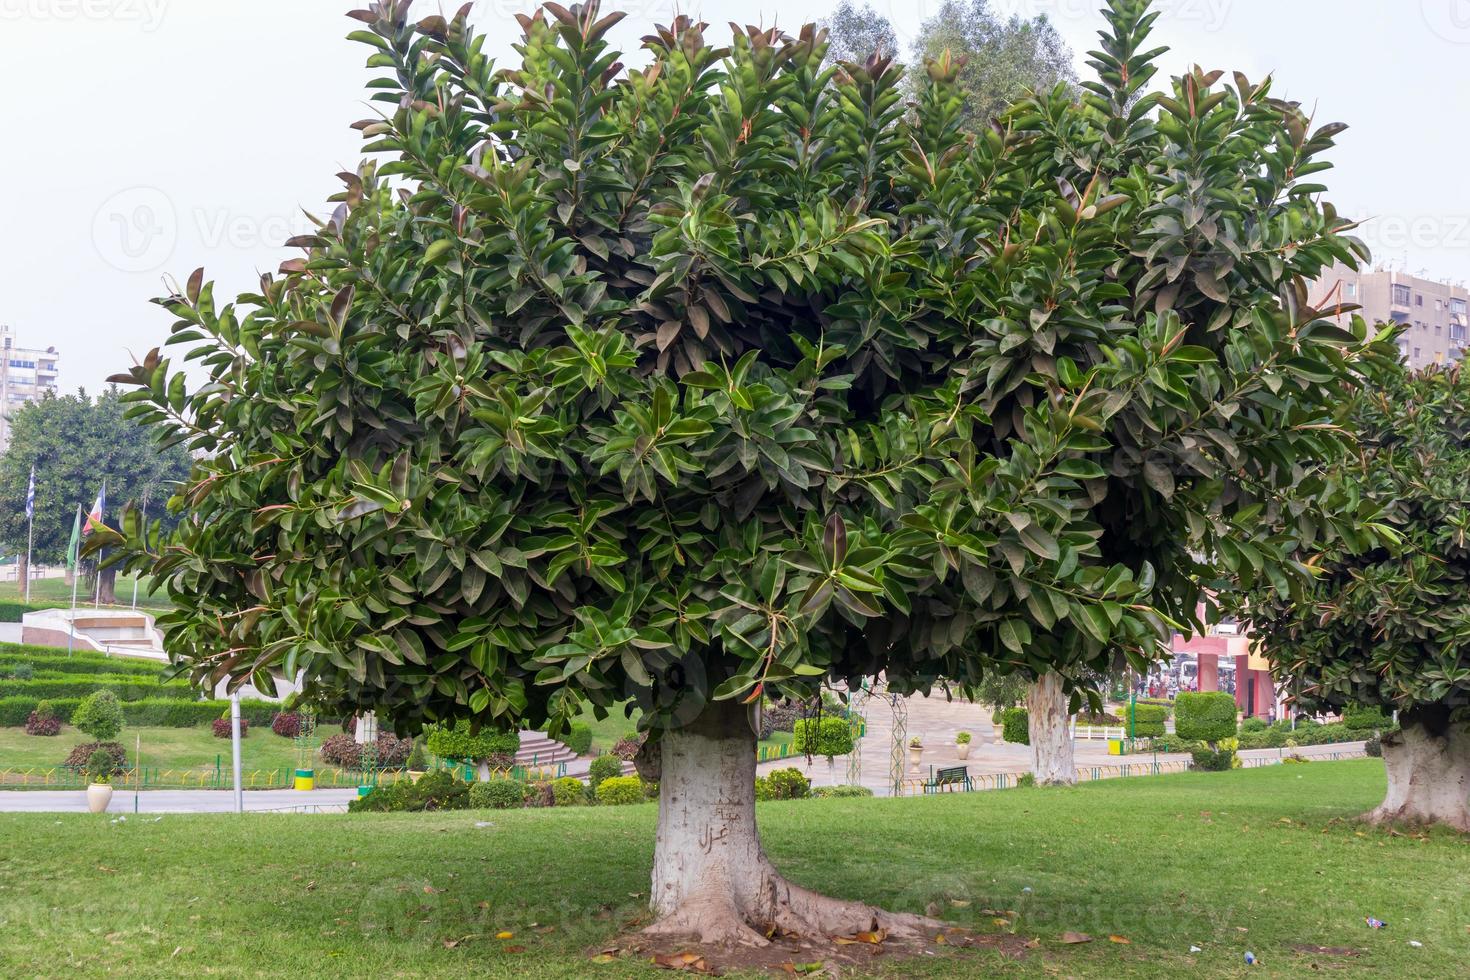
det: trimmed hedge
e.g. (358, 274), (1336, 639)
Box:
(1175, 692), (1238, 745)
(0, 651), (163, 678)
(0, 695), (281, 728)
(552, 723), (593, 756)
(791, 716), (855, 758)
(1342, 704), (1392, 732)
(0, 676), (193, 701)
(1000, 706), (1029, 745)
(469, 778), (527, 809)
(0, 602), (47, 623)
(1121, 701), (1166, 738)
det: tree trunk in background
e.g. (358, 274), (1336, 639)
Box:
(646, 698), (938, 944)
(1026, 672), (1075, 786)
(98, 565), (117, 605)
(15, 552), (28, 598)
(1367, 707), (1470, 832)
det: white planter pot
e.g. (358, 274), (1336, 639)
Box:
(955, 742), (972, 760)
(907, 746), (924, 772)
(86, 783), (113, 814)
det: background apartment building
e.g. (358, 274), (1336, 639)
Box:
(0, 325), (61, 452)
(1313, 263), (1469, 369)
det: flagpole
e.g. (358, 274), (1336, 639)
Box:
(68, 506), (80, 658)
(23, 514), (32, 605)
(92, 479), (105, 608)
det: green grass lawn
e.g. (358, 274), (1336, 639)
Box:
(0, 724), (302, 773)
(1, 760), (1465, 978)
(1, 573), (173, 612)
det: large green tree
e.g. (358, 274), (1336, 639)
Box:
(98, 0), (1388, 944)
(1243, 364), (1470, 830)
(0, 389), (191, 598)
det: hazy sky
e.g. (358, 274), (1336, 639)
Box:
(3, 0), (1468, 392)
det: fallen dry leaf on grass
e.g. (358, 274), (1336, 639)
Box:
(833, 928), (887, 945)
(651, 951), (714, 973)
(1109, 935), (1131, 944)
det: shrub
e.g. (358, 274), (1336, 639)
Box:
(425, 722), (520, 765)
(406, 742), (428, 771)
(1191, 747), (1236, 771)
(1076, 711), (1122, 726)
(612, 734), (644, 760)
(1342, 704), (1392, 732)
(350, 770), (469, 813)
(524, 780), (555, 808)
(595, 775), (645, 806)
(271, 712), (302, 738)
(1282, 754), (1311, 765)
(72, 690), (124, 741)
(86, 748), (118, 783)
(1015, 773), (1036, 788)
(955, 731), (972, 745)
(1239, 716), (1268, 734)
(1236, 727), (1287, 750)
(10, 663), (33, 680)
(1175, 692), (1238, 746)
(811, 785), (874, 798)
(211, 717), (248, 738)
(1148, 734), (1204, 753)
(587, 754), (623, 789)
(791, 716), (855, 758)
(64, 741), (125, 772)
(25, 709), (60, 736)
(1120, 701), (1167, 738)
(755, 767), (810, 801)
(1365, 733), (1384, 757)
(759, 700), (804, 739)
(469, 778), (526, 809)
(1000, 707), (1029, 745)
(321, 732), (412, 768)
(551, 776), (586, 806)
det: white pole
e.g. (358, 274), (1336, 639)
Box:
(231, 692), (243, 814)
(23, 514), (33, 604)
(67, 519), (79, 659)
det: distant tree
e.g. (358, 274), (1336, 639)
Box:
(914, 0), (1076, 129)
(0, 389), (192, 600)
(823, 2), (899, 63)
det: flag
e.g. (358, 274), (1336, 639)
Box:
(84, 483), (105, 536)
(24, 466), (34, 522)
(66, 505), (82, 570)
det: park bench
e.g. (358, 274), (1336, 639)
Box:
(922, 765), (972, 794)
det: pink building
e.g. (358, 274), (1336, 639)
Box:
(1168, 616), (1280, 720)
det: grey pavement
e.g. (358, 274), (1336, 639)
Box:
(0, 788), (359, 814)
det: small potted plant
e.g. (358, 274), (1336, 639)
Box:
(955, 730), (973, 760)
(907, 735), (924, 773)
(85, 748), (116, 814)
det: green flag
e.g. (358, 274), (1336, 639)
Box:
(66, 504), (82, 570)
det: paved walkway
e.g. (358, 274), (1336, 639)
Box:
(0, 788), (358, 814)
(758, 692), (1367, 796)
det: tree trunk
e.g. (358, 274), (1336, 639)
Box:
(16, 551), (28, 599)
(645, 698), (937, 945)
(1026, 672), (1075, 786)
(98, 565), (117, 605)
(1366, 707), (1470, 832)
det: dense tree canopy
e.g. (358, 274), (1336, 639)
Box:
(0, 389), (191, 564)
(1246, 364), (1468, 719)
(98, 0), (1389, 751)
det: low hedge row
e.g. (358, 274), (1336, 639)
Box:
(0, 695), (281, 728)
(1120, 701), (1167, 738)
(0, 653), (163, 678)
(0, 602), (47, 623)
(0, 676), (193, 701)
